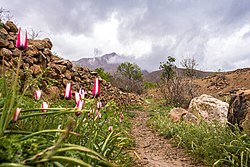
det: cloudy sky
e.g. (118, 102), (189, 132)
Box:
(1, 0), (250, 72)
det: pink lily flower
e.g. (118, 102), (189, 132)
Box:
(108, 126), (113, 132)
(16, 27), (28, 50)
(76, 100), (84, 111)
(41, 102), (48, 112)
(120, 114), (124, 119)
(97, 101), (102, 109)
(35, 90), (42, 100)
(12, 108), (21, 122)
(79, 88), (85, 99)
(92, 78), (100, 97)
(95, 110), (99, 115)
(64, 83), (72, 100)
(98, 114), (102, 119)
(75, 92), (81, 104)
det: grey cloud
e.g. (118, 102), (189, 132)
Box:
(2, 0), (250, 72)
(221, 0), (250, 25)
(134, 45), (169, 72)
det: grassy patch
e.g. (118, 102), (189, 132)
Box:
(148, 108), (250, 166)
(0, 71), (134, 166)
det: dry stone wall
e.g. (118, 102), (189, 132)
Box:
(0, 21), (142, 106)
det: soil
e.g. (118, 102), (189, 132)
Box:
(130, 110), (205, 167)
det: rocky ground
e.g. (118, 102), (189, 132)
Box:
(130, 110), (205, 167)
(194, 68), (250, 97)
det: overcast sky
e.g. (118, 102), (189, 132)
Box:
(2, 0), (250, 72)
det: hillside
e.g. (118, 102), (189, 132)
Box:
(144, 68), (213, 83)
(194, 68), (250, 97)
(143, 67), (250, 102)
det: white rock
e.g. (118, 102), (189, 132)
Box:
(188, 94), (229, 124)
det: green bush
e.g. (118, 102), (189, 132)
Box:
(143, 81), (158, 89)
(94, 68), (111, 82)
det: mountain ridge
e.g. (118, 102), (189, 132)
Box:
(72, 52), (121, 74)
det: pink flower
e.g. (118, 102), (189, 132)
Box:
(74, 92), (81, 104)
(98, 114), (102, 119)
(79, 88), (85, 99)
(95, 110), (99, 115)
(114, 111), (116, 115)
(92, 78), (100, 97)
(64, 83), (72, 100)
(12, 108), (21, 122)
(35, 90), (42, 100)
(75, 112), (81, 117)
(120, 114), (124, 119)
(41, 102), (48, 112)
(76, 100), (84, 111)
(97, 101), (102, 109)
(16, 27), (28, 50)
(108, 126), (113, 132)
(119, 118), (122, 123)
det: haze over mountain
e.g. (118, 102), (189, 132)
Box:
(72, 52), (128, 74)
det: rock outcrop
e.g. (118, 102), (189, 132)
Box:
(227, 90), (250, 133)
(188, 94), (229, 124)
(0, 21), (142, 106)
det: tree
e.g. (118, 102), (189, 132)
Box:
(159, 56), (176, 80)
(29, 29), (42, 40)
(117, 62), (142, 81)
(159, 56), (197, 107)
(0, 7), (13, 23)
(113, 62), (143, 94)
(94, 68), (111, 82)
(180, 57), (198, 78)
(180, 57), (198, 100)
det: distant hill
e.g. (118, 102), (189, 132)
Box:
(72, 52), (123, 74)
(144, 68), (213, 83)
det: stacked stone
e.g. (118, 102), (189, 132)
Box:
(0, 21), (142, 106)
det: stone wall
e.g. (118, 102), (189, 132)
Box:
(0, 21), (142, 106)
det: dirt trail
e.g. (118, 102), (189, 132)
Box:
(131, 110), (205, 167)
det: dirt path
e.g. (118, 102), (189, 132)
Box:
(131, 110), (205, 167)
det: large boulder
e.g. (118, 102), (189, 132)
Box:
(188, 94), (229, 124)
(227, 90), (250, 133)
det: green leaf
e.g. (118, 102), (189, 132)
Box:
(38, 156), (92, 167)
(0, 163), (31, 167)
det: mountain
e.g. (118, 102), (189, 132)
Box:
(72, 52), (122, 74)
